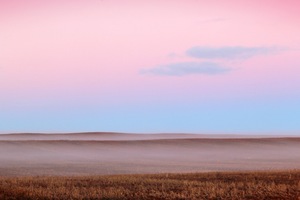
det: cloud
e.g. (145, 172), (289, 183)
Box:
(167, 52), (178, 58)
(186, 46), (280, 59)
(141, 45), (283, 77)
(141, 62), (231, 76)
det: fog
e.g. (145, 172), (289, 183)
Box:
(0, 133), (300, 176)
(0, 132), (292, 141)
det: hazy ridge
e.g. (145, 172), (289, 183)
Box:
(0, 132), (298, 141)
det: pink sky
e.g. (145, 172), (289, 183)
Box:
(1, 0), (300, 133)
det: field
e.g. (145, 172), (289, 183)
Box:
(1, 133), (300, 199)
(0, 171), (300, 200)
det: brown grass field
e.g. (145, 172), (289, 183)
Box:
(0, 171), (300, 200)
(1, 133), (300, 199)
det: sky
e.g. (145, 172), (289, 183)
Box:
(1, 0), (300, 134)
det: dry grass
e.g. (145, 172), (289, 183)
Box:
(0, 171), (299, 200)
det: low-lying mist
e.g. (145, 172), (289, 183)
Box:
(0, 133), (300, 176)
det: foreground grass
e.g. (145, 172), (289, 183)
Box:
(0, 171), (299, 200)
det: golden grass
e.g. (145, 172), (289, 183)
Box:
(0, 171), (299, 200)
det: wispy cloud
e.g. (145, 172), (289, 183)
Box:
(141, 46), (284, 77)
(186, 46), (280, 59)
(167, 52), (179, 58)
(141, 62), (230, 76)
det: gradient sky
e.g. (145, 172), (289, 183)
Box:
(1, 0), (300, 134)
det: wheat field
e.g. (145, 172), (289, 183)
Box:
(0, 171), (299, 200)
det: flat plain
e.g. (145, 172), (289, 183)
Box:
(0, 132), (300, 176)
(1, 171), (300, 200)
(0, 132), (300, 199)
(0, 133), (300, 200)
